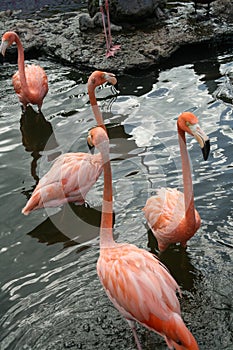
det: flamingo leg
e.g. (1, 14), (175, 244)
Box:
(99, 0), (120, 57)
(99, 0), (111, 55)
(105, 0), (112, 47)
(127, 319), (143, 350)
(105, 0), (121, 55)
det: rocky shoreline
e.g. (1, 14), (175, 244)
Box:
(0, 0), (233, 74)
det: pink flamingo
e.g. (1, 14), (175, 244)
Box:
(87, 126), (199, 350)
(22, 71), (117, 215)
(99, 0), (121, 57)
(0, 31), (48, 111)
(143, 112), (210, 252)
(87, 70), (117, 129)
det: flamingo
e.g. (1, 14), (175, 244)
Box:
(22, 71), (117, 215)
(143, 112), (210, 252)
(99, 0), (121, 57)
(87, 126), (199, 350)
(0, 31), (48, 111)
(87, 70), (117, 129)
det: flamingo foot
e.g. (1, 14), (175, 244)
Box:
(106, 50), (114, 58)
(110, 44), (121, 51)
(106, 44), (121, 58)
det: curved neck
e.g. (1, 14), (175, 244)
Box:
(14, 34), (30, 95)
(100, 143), (115, 248)
(178, 126), (195, 225)
(88, 84), (106, 131)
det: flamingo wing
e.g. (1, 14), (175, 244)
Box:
(143, 188), (201, 250)
(97, 243), (181, 324)
(143, 188), (185, 231)
(97, 243), (199, 349)
(13, 64), (48, 107)
(22, 152), (103, 215)
(143, 188), (186, 247)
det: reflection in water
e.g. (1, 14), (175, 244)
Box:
(27, 203), (101, 246)
(107, 120), (138, 160)
(20, 106), (60, 184)
(147, 230), (198, 291)
(27, 202), (115, 247)
(193, 60), (221, 96)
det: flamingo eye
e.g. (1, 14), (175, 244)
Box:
(186, 121), (191, 126)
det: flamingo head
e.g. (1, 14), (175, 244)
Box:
(178, 112), (210, 160)
(0, 31), (17, 56)
(88, 71), (117, 88)
(87, 126), (109, 155)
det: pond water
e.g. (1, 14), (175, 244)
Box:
(0, 39), (233, 350)
(0, 0), (87, 18)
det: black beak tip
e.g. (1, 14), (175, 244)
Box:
(202, 139), (210, 161)
(87, 141), (95, 154)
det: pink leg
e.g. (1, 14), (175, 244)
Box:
(105, 0), (113, 47)
(127, 319), (142, 350)
(99, 1), (111, 55)
(105, 0), (121, 55)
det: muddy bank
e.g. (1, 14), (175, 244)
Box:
(0, 0), (233, 74)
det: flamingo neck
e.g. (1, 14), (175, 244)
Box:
(178, 126), (195, 226)
(88, 85), (106, 130)
(100, 146), (115, 248)
(14, 34), (30, 96)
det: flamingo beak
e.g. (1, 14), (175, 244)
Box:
(189, 123), (210, 161)
(201, 138), (210, 161)
(87, 134), (95, 154)
(0, 40), (8, 56)
(103, 72), (117, 86)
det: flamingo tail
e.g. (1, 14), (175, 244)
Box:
(164, 314), (199, 350)
(22, 191), (41, 215)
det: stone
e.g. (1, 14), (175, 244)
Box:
(88, 0), (167, 25)
(0, 1), (232, 74)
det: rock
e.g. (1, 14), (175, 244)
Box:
(88, 0), (167, 26)
(0, 0), (233, 74)
(79, 12), (122, 32)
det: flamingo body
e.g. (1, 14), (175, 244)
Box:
(12, 64), (48, 109)
(22, 152), (102, 215)
(0, 31), (48, 110)
(87, 126), (199, 350)
(143, 112), (210, 252)
(97, 243), (198, 350)
(143, 188), (201, 251)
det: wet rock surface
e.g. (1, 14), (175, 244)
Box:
(0, 0), (233, 74)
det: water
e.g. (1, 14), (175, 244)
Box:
(0, 46), (233, 349)
(0, 0), (87, 18)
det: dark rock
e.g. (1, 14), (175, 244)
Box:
(193, 0), (217, 15)
(88, 0), (167, 25)
(79, 12), (122, 32)
(0, 0), (233, 74)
